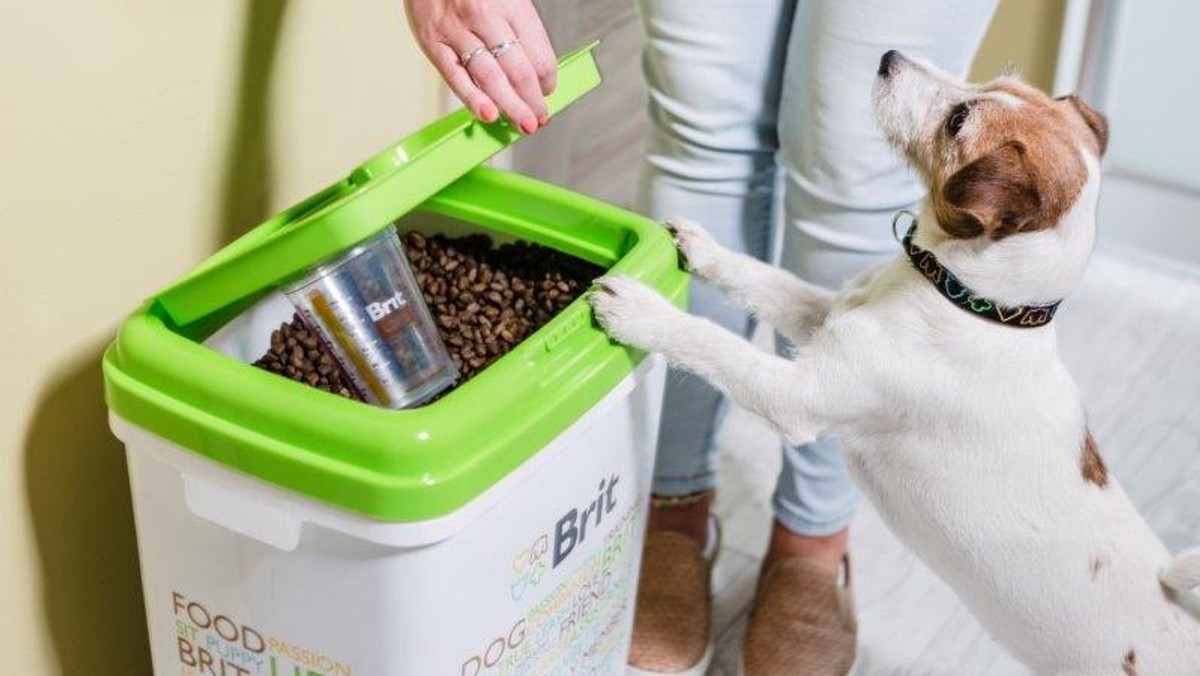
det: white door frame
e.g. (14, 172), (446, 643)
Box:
(1055, 0), (1200, 272)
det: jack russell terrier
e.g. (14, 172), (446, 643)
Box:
(591, 50), (1200, 674)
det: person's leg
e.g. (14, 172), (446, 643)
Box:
(629, 4), (799, 675)
(769, 0), (1001, 562)
(637, 0), (798, 531)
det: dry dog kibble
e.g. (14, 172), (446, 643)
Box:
(253, 230), (601, 404)
(254, 314), (359, 400)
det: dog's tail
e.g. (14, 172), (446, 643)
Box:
(1160, 548), (1200, 593)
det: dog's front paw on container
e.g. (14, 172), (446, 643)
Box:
(663, 217), (720, 278)
(590, 276), (670, 351)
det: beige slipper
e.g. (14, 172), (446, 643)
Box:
(626, 516), (720, 676)
(738, 554), (857, 676)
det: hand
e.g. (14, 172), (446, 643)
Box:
(404, 0), (557, 134)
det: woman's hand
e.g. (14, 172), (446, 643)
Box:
(404, 0), (557, 134)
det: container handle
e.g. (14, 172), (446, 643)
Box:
(184, 473), (303, 551)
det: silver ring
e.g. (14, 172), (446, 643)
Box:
(892, 209), (916, 243)
(459, 45), (487, 68)
(489, 39), (520, 58)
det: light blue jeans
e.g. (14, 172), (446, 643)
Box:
(637, 0), (999, 536)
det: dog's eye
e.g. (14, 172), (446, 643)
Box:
(946, 102), (972, 137)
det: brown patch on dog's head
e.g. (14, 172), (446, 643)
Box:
(873, 56), (1108, 240)
(1056, 94), (1109, 156)
(923, 80), (1106, 240)
(1081, 430), (1108, 488)
(1122, 649), (1138, 675)
(938, 141), (1041, 239)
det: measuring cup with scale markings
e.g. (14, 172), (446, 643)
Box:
(282, 225), (457, 408)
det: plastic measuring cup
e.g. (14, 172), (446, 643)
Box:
(282, 225), (457, 408)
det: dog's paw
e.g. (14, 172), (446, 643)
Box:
(664, 216), (721, 279)
(590, 276), (677, 351)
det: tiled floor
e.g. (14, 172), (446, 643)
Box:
(704, 251), (1200, 675)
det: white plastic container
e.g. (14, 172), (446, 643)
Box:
(112, 326), (665, 675)
(103, 45), (689, 675)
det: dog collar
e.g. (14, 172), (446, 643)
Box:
(900, 220), (1061, 328)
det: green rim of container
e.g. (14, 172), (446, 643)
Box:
(104, 169), (687, 521)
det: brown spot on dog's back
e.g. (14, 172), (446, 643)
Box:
(1122, 648), (1137, 675)
(1090, 555), (1106, 580)
(1081, 430), (1108, 487)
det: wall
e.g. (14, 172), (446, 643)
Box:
(2, 2), (439, 674)
(972, 0), (1067, 90)
(3, 1), (1062, 674)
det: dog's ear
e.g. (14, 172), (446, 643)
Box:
(939, 142), (1042, 239)
(1056, 94), (1109, 156)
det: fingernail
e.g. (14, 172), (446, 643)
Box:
(537, 114), (549, 127)
(520, 118), (537, 135)
(480, 103), (498, 123)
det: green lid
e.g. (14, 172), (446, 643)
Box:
(155, 43), (602, 327)
(103, 45), (690, 522)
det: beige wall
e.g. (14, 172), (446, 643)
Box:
(973, 0), (1067, 90)
(2, 2), (439, 674)
(3, 1), (1063, 674)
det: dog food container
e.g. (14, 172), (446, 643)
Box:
(103, 44), (689, 676)
(282, 224), (456, 408)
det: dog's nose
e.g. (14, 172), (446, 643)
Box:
(878, 49), (903, 77)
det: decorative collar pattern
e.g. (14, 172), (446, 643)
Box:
(900, 220), (1061, 329)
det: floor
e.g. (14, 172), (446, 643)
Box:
(703, 250), (1200, 675)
